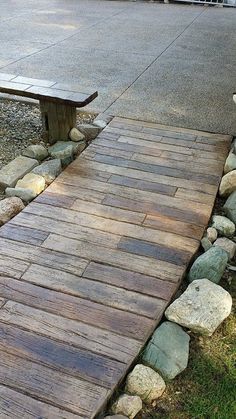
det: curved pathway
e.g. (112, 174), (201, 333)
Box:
(0, 117), (231, 417)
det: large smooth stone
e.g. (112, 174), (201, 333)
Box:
(0, 197), (24, 226)
(16, 173), (45, 195)
(5, 187), (36, 203)
(223, 191), (236, 224)
(48, 141), (80, 166)
(22, 144), (48, 161)
(142, 322), (190, 380)
(211, 215), (235, 237)
(125, 364), (166, 403)
(188, 246), (228, 284)
(165, 279), (232, 336)
(214, 237), (236, 260)
(32, 159), (62, 185)
(219, 170), (236, 197)
(69, 127), (85, 142)
(112, 395), (142, 419)
(224, 152), (236, 174)
(0, 156), (38, 190)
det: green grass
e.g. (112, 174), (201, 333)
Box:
(143, 279), (236, 419)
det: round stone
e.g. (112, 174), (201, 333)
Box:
(125, 364), (166, 403)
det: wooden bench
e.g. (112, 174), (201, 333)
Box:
(0, 73), (98, 144)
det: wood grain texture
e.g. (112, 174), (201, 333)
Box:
(0, 385), (80, 419)
(0, 277), (155, 340)
(0, 351), (108, 416)
(0, 116), (230, 418)
(0, 301), (142, 363)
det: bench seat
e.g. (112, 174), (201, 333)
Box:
(0, 73), (98, 143)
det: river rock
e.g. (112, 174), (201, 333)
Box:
(5, 187), (36, 203)
(0, 197), (24, 226)
(77, 123), (101, 140)
(201, 237), (212, 252)
(223, 191), (236, 224)
(224, 152), (236, 174)
(69, 127), (85, 142)
(16, 173), (45, 195)
(142, 322), (190, 380)
(125, 364), (165, 403)
(32, 159), (62, 185)
(219, 170), (236, 197)
(112, 395), (142, 419)
(22, 144), (48, 161)
(165, 279), (232, 336)
(188, 246), (228, 284)
(0, 156), (38, 190)
(211, 215), (235, 237)
(214, 237), (236, 260)
(206, 227), (218, 243)
(48, 141), (79, 166)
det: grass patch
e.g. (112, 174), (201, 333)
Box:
(143, 277), (236, 419)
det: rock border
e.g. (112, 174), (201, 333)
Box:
(0, 112), (112, 225)
(105, 144), (235, 419)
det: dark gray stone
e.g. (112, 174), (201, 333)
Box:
(77, 124), (101, 140)
(32, 159), (62, 184)
(142, 321), (190, 379)
(188, 246), (228, 284)
(223, 191), (236, 224)
(48, 141), (79, 166)
(22, 144), (48, 161)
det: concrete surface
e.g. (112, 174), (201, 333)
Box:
(1, 0), (236, 134)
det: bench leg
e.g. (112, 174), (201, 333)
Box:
(40, 100), (76, 144)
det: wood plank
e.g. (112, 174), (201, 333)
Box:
(47, 181), (106, 202)
(0, 223), (49, 246)
(22, 264), (165, 318)
(0, 350), (108, 417)
(10, 212), (121, 249)
(0, 385), (80, 419)
(111, 117), (231, 140)
(83, 261), (177, 298)
(24, 203), (199, 254)
(95, 137), (222, 168)
(175, 188), (216, 205)
(88, 144), (134, 159)
(0, 323), (126, 388)
(87, 154), (220, 186)
(55, 174), (212, 219)
(0, 255), (29, 279)
(35, 191), (77, 208)
(0, 299), (5, 309)
(118, 237), (191, 266)
(113, 133), (227, 161)
(0, 277), (155, 340)
(143, 213), (204, 240)
(103, 195), (207, 226)
(0, 238), (88, 276)
(0, 301), (142, 363)
(72, 158), (217, 195)
(108, 174), (177, 196)
(71, 198), (146, 224)
(130, 152), (221, 176)
(42, 233), (185, 281)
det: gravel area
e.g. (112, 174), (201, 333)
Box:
(0, 99), (97, 170)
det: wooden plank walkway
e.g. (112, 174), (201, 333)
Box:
(0, 117), (231, 418)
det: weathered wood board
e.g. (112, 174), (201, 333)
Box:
(0, 117), (231, 418)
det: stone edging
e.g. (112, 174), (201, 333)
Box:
(0, 112), (112, 225)
(105, 143), (235, 419)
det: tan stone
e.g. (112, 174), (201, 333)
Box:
(0, 197), (24, 226)
(16, 173), (45, 195)
(112, 395), (142, 419)
(126, 364), (166, 404)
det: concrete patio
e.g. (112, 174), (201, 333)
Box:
(1, 0), (236, 134)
